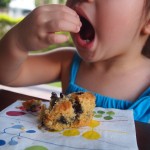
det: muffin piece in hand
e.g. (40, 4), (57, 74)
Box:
(38, 92), (95, 131)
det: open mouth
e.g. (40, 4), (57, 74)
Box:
(79, 15), (95, 43)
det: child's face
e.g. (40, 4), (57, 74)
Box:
(66, 0), (146, 62)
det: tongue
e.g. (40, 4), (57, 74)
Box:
(79, 16), (95, 41)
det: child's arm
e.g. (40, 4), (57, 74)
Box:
(0, 4), (81, 86)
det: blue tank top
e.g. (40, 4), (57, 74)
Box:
(65, 53), (150, 123)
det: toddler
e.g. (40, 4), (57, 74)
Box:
(0, 0), (150, 123)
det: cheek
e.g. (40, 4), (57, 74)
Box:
(96, 1), (144, 45)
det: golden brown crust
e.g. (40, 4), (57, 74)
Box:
(39, 92), (95, 131)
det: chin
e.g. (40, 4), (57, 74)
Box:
(77, 48), (97, 63)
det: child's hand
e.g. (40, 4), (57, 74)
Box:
(14, 4), (81, 51)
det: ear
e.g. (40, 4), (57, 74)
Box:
(142, 19), (150, 35)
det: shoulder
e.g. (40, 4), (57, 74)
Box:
(46, 47), (77, 62)
(53, 47), (78, 91)
(52, 47), (77, 67)
(34, 47), (77, 68)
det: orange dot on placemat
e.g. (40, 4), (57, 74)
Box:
(63, 129), (80, 136)
(82, 131), (101, 140)
(88, 120), (100, 128)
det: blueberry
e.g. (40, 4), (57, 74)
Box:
(57, 116), (68, 124)
(72, 100), (83, 114)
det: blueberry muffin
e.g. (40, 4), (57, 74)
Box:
(38, 92), (95, 131)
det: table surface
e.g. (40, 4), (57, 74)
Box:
(0, 89), (150, 150)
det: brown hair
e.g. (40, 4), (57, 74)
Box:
(142, 0), (150, 58)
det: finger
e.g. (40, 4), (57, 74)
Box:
(50, 11), (81, 27)
(50, 5), (78, 17)
(46, 33), (69, 44)
(37, 4), (78, 17)
(47, 19), (81, 33)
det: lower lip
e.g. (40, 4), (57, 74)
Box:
(74, 33), (94, 50)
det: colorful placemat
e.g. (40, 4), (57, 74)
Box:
(0, 100), (138, 150)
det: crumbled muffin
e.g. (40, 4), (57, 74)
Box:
(38, 92), (95, 131)
(22, 99), (42, 112)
